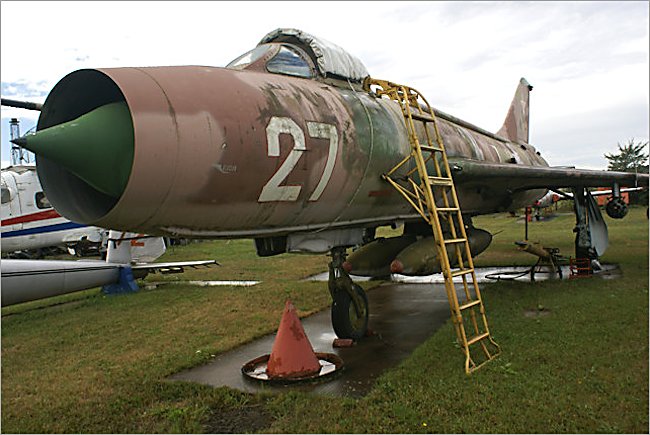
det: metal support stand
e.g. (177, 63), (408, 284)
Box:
(569, 257), (592, 278)
(530, 248), (563, 281)
(102, 266), (139, 295)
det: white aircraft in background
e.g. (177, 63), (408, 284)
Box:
(1, 229), (217, 307)
(1, 165), (105, 256)
(1, 166), (217, 307)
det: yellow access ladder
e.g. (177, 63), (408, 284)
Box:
(363, 78), (500, 373)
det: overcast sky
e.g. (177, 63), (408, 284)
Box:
(1, 1), (648, 169)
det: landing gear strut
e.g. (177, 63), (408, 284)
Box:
(328, 247), (369, 340)
(572, 188), (607, 271)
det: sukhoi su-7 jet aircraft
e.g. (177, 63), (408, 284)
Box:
(14, 28), (648, 340)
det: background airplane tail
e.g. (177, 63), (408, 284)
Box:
(496, 78), (533, 144)
(106, 230), (167, 264)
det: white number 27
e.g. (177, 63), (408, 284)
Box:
(258, 116), (338, 202)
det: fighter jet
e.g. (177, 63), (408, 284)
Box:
(12, 28), (648, 339)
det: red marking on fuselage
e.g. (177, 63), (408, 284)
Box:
(130, 236), (145, 247)
(115, 232), (146, 247)
(1, 209), (61, 226)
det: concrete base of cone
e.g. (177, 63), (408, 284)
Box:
(242, 352), (344, 384)
(242, 300), (344, 383)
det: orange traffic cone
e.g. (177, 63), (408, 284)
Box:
(266, 300), (321, 379)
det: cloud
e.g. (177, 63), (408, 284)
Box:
(0, 0), (647, 172)
(534, 100), (650, 169)
(1, 80), (49, 100)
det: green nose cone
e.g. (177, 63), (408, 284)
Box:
(17, 102), (134, 198)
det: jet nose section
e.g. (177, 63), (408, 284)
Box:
(16, 101), (134, 199)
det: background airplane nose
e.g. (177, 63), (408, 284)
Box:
(15, 101), (134, 198)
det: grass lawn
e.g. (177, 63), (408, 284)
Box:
(1, 207), (648, 433)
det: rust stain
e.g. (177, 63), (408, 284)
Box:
(368, 189), (393, 197)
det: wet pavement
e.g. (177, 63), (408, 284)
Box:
(169, 265), (621, 397)
(390, 263), (621, 283)
(169, 282), (454, 397)
(144, 280), (260, 290)
(306, 264), (621, 284)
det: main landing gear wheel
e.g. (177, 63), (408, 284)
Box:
(331, 283), (368, 340)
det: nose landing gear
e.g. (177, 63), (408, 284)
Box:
(328, 247), (369, 340)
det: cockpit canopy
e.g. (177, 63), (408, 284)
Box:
(227, 43), (315, 79)
(226, 28), (369, 83)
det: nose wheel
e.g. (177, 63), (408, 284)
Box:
(328, 248), (369, 340)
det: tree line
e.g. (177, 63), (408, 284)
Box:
(605, 138), (649, 204)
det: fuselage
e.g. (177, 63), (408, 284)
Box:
(32, 63), (547, 239)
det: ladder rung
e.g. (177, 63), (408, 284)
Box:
(428, 176), (453, 186)
(459, 299), (482, 311)
(450, 268), (474, 277)
(466, 332), (490, 347)
(410, 112), (435, 123)
(436, 207), (459, 212)
(420, 145), (444, 153)
(443, 238), (467, 244)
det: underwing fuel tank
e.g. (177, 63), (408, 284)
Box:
(390, 227), (493, 276)
(343, 234), (417, 277)
(16, 36), (549, 239)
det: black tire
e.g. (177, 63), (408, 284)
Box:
(331, 283), (369, 340)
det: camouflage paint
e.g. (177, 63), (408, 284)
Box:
(29, 64), (550, 237)
(29, 38), (642, 240)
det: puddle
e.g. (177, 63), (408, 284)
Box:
(144, 280), (260, 290)
(306, 264), (621, 284)
(305, 274), (374, 282)
(187, 280), (260, 287)
(170, 264), (621, 398)
(169, 282), (455, 398)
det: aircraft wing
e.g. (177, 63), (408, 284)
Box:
(451, 159), (649, 191)
(2, 259), (218, 307)
(1, 259), (122, 306)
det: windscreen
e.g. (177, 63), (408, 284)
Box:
(226, 45), (272, 70)
(266, 46), (313, 78)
